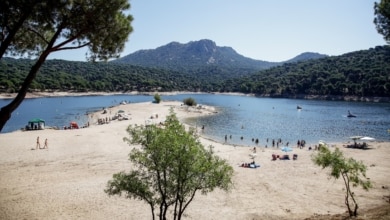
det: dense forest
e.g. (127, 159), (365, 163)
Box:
(0, 45), (389, 100)
(222, 46), (390, 98)
(0, 59), (198, 93)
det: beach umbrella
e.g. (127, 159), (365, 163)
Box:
(281, 146), (293, 153)
(360, 136), (375, 141)
(350, 136), (364, 143)
(349, 136), (364, 140)
(280, 146), (293, 160)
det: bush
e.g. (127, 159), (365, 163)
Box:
(153, 93), (161, 103)
(183, 97), (197, 106)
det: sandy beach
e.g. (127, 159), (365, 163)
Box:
(0, 100), (389, 219)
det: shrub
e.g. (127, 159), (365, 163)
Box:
(153, 93), (161, 103)
(183, 97), (197, 106)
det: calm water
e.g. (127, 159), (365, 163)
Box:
(1, 94), (389, 146)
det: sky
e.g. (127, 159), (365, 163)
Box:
(48, 0), (386, 62)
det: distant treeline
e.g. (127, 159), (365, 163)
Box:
(223, 46), (390, 98)
(0, 45), (389, 99)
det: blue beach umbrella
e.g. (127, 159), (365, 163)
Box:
(281, 146), (293, 153)
(280, 146), (293, 160)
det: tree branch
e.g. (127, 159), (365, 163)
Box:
(25, 25), (50, 45)
(53, 42), (91, 51)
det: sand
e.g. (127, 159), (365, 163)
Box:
(0, 101), (389, 220)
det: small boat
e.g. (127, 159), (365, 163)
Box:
(297, 105), (302, 110)
(347, 110), (356, 118)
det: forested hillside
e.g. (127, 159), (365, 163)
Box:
(0, 45), (389, 100)
(0, 59), (200, 93)
(223, 46), (390, 98)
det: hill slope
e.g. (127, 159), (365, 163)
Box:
(226, 45), (390, 99)
(0, 44), (388, 100)
(114, 39), (327, 73)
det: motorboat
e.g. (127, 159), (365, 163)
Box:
(347, 110), (356, 117)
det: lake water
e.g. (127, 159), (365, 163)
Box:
(1, 94), (389, 146)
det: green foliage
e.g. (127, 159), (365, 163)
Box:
(312, 146), (372, 217)
(374, 0), (390, 44)
(232, 46), (390, 97)
(183, 97), (197, 106)
(0, 46), (389, 98)
(153, 93), (161, 103)
(0, 0), (134, 131)
(105, 109), (234, 220)
(2, 0), (133, 61)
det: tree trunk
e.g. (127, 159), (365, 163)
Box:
(147, 202), (155, 220)
(345, 193), (352, 217)
(0, 52), (49, 132)
(342, 172), (360, 217)
(351, 190), (359, 216)
(0, 12), (65, 132)
(342, 173), (354, 217)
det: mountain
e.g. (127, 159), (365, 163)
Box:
(1, 45), (388, 99)
(113, 39), (327, 72)
(284, 52), (328, 63)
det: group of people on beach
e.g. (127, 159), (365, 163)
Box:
(35, 136), (48, 150)
(223, 134), (309, 149)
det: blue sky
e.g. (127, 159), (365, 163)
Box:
(48, 0), (386, 62)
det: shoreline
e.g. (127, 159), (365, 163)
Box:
(1, 100), (389, 219)
(1, 91), (388, 103)
(0, 91), (252, 100)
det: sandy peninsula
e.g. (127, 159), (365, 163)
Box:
(0, 101), (389, 220)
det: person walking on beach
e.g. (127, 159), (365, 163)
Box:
(36, 136), (40, 149)
(44, 138), (48, 149)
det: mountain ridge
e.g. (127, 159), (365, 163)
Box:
(114, 39), (327, 71)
